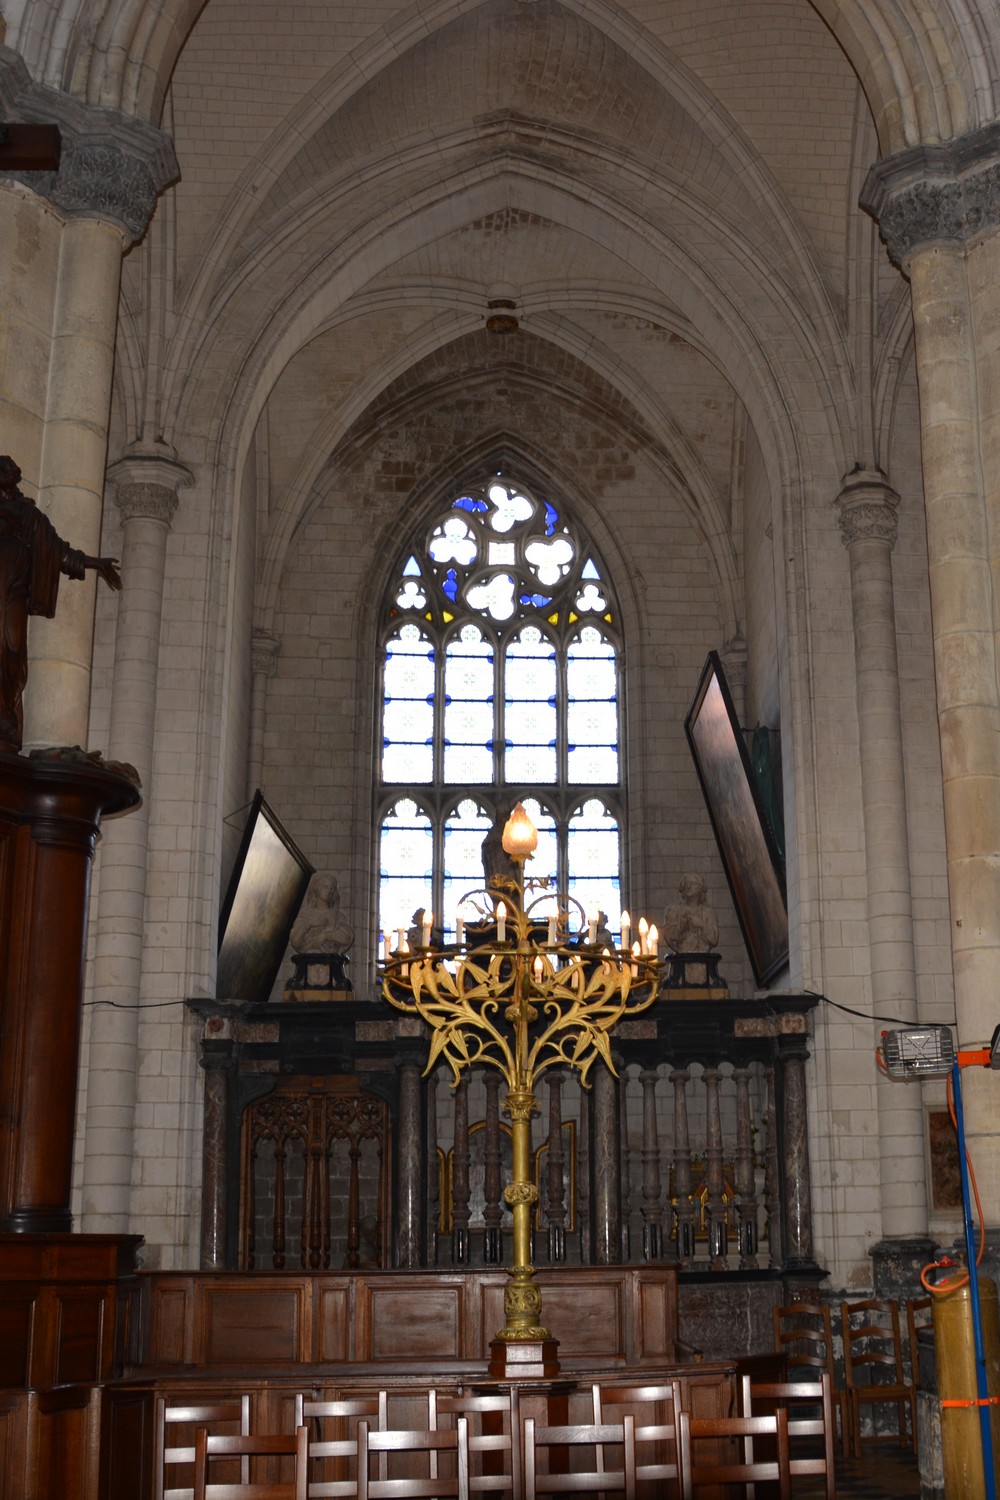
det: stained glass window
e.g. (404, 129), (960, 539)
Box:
(377, 477), (623, 944)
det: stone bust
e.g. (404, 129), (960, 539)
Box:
(290, 872), (354, 955)
(663, 873), (719, 982)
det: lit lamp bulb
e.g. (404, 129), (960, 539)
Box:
(501, 802), (538, 860)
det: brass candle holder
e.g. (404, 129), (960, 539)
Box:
(380, 804), (661, 1374)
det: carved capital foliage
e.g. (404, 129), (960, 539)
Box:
(114, 482), (179, 527)
(0, 45), (177, 244)
(862, 122), (1000, 267)
(252, 630), (281, 678)
(108, 449), (191, 526)
(835, 470), (900, 549)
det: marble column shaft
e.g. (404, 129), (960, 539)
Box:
(81, 457), (188, 1232)
(836, 474), (928, 1240)
(199, 1037), (235, 1270)
(591, 1063), (621, 1264)
(396, 1062), (423, 1268)
(780, 1042), (814, 1267)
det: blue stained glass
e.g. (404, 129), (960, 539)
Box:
(403, 556), (421, 575)
(519, 592), (552, 607)
(454, 496), (488, 513)
(544, 502), (559, 536)
(582, 558), (600, 579)
(443, 568), (459, 601)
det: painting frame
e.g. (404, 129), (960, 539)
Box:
(684, 652), (789, 986)
(217, 790), (314, 1003)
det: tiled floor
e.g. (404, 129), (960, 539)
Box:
(796, 1441), (922, 1498)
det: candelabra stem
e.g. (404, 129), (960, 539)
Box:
(497, 1084), (549, 1340)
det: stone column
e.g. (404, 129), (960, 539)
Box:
(836, 472), (929, 1246)
(863, 131), (1000, 1227)
(396, 1061), (424, 1268)
(247, 630), (280, 797)
(81, 451), (190, 1232)
(0, 53), (177, 751)
(591, 1063), (621, 1264)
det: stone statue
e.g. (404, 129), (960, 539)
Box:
(663, 873), (720, 984)
(0, 456), (122, 753)
(290, 872), (354, 955)
(481, 812), (519, 892)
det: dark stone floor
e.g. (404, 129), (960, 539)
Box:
(795, 1440), (922, 1498)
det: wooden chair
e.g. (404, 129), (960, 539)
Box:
(192, 1426), (308, 1500)
(429, 1388), (522, 1498)
(356, 1416), (470, 1499)
(772, 1299), (848, 1453)
(591, 1379), (683, 1498)
(522, 1414), (638, 1499)
(155, 1395), (253, 1500)
(293, 1393), (388, 1498)
(740, 1372), (836, 1500)
(677, 1407), (791, 1499)
(841, 1297), (916, 1456)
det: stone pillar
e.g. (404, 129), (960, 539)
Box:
(836, 472), (929, 1245)
(0, 53), (178, 752)
(81, 451), (189, 1233)
(591, 1063), (621, 1264)
(247, 630), (280, 797)
(396, 1061), (423, 1268)
(863, 130), (1000, 1226)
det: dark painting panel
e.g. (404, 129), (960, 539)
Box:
(217, 791), (313, 1002)
(685, 653), (789, 986)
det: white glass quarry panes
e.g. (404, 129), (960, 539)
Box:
(467, 572), (516, 621)
(429, 517), (477, 566)
(567, 800), (621, 940)
(575, 581), (607, 612)
(443, 799), (493, 939)
(487, 484), (534, 532)
(444, 626), (494, 782)
(379, 799), (434, 937)
(382, 626), (435, 782)
(525, 535), (574, 586)
(488, 542), (516, 565)
(505, 627), (557, 783)
(567, 628), (617, 783)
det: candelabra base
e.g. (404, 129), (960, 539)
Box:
(488, 1336), (561, 1380)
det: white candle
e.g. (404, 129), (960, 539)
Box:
(547, 915), (557, 946)
(638, 916), (649, 955)
(383, 930), (391, 960)
(533, 955), (544, 982)
(456, 916), (465, 946)
(631, 939), (640, 975)
(648, 923), (658, 957)
(620, 910), (630, 950)
(497, 901), (506, 941)
(422, 909), (433, 947)
(396, 927), (405, 953)
(601, 946), (612, 976)
(588, 910), (599, 945)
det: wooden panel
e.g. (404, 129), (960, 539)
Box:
(364, 1281), (464, 1360)
(53, 1288), (106, 1384)
(633, 1270), (677, 1363)
(202, 1283), (306, 1364)
(31, 1386), (99, 1500)
(0, 1391), (27, 1497)
(317, 1281), (351, 1362)
(100, 1387), (153, 1500)
(0, 1290), (34, 1384)
(147, 1281), (191, 1366)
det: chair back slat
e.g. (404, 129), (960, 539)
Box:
(157, 1395), (253, 1500)
(591, 1380), (681, 1495)
(429, 1390), (522, 1499)
(522, 1414), (637, 1499)
(678, 1406), (791, 1499)
(192, 1425), (308, 1500)
(357, 1416), (470, 1499)
(740, 1373), (835, 1500)
(840, 1298), (917, 1456)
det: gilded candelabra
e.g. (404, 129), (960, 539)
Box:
(379, 804), (661, 1363)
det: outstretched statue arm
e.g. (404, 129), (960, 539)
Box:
(82, 556), (122, 591)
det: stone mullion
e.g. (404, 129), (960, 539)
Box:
(248, 630), (279, 797)
(836, 474), (928, 1243)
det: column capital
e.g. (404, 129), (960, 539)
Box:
(861, 121), (1000, 269)
(252, 629), (281, 677)
(0, 46), (177, 245)
(835, 467), (900, 548)
(108, 448), (192, 527)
